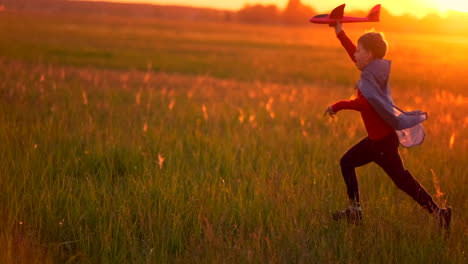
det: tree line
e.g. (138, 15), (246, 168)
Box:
(237, 0), (313, 25)
(236, 0), (468, 35)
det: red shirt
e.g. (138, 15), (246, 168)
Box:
(332, 31), (394, 141)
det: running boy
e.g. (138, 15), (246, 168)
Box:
(324, 22), (451, 229)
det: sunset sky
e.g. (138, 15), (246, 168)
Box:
(88, 0), (468, 17)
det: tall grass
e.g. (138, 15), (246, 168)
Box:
(0, 11), (466, 263)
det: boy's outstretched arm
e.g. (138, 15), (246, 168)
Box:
(324, 94), (366, 118)
(324, 106), (336, 118)
(334, 22), (357, 63)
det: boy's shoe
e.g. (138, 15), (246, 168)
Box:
(437, 207), (452, 231)
(332, 205), (362, 224)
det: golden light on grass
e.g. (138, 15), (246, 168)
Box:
(430, 169), (445, 205)
(265, 97), (273, 111)
(60, 68), (65, 80)
(168, 89), (175, 97)
(238, 109), (245, 123)
(143, 72), (150, 83)
(158, 153), (165, 169)
(120, 74), (129, 83)
(202, 105), (208, 120)
(135, 91), (141, 105)
(289, 111), (298, 118)
(435, 90), (466, 105)
(3, 15), (467, 262)
(82, 91), (88, 105)
(146, 89), (153, 111)
(265, 97), (275, 119)
(168, 100), (175, 110)
(449, 133), (455, 149)
(249, 114), (255, 123)
(443, 114), (452, 124)
(187, 89), (194, 98)
(289, 89), (297, 102)
(249, 114), (257, 128)
(413, 96), (422, 104)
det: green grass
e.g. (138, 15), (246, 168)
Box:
(2, 11), (468, 90)
(0, 11), (467, 263)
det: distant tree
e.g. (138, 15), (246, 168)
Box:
(443, 11), (468, 35)
(224, 11), (233, 22)
(237, 4), (280, 24)
(282, 0), (315, 25)
(419, 12), (443, 33)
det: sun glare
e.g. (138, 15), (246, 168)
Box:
(433, 0), (468, 13)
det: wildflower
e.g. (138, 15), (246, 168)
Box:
(202, 105), (208, 120)
(144, 72), (150, 83)
(136, 91), (141, 105)
(158, 154), (165, 169)
(430, 169), (445, 204)
(82, 91), (88, 105)
(169, 100), (175, 110)
(238, 109), (244, 123)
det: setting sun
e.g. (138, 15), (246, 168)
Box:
(432, 0), (468, 13)
(80, 0), (468, 18)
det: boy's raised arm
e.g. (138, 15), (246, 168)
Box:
(334, 22), (357, 63)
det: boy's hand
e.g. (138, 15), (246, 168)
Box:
(324, 106), (336, 118)
(333, 21), (343, 34)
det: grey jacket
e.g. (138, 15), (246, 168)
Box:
(358, 59), (427, 147)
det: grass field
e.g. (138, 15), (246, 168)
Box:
(0, 10), (467, 263)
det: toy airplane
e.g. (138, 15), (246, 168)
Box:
(309, 4), (381, 25)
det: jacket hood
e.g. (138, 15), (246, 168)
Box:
(362, 59), (391, 89)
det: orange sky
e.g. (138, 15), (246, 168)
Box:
(86, 0), (468, 17)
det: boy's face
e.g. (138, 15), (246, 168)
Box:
(354, 43), (373, 70)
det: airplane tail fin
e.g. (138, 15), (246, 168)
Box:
(329, 4), (345, 19)
(367, 4), (381, 22)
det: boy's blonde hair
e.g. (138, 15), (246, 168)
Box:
(358, 32), (387, 59)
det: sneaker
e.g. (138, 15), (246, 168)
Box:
(332, 205), (362, 224)
(437, 207), (452, 231)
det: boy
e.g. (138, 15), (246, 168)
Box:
(324, 22), (452, 229)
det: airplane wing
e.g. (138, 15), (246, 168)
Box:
(309, 4), (380, 25)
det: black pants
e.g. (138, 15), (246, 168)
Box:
(340, 133), (439, 213)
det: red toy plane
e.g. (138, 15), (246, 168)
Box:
(309, 4), (381, 25)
